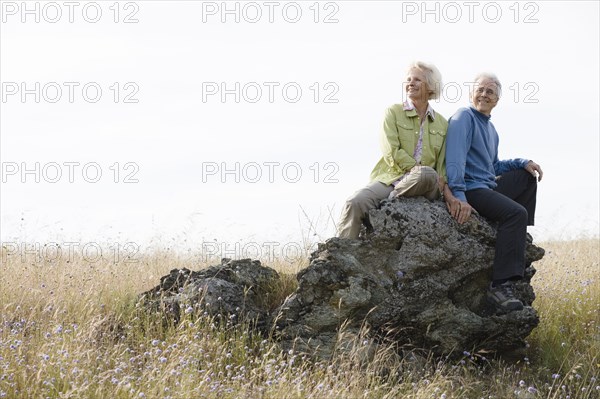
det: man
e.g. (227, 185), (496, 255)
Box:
(445, 73), (543, 312)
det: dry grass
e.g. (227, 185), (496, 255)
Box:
(0, 238), (598, 398)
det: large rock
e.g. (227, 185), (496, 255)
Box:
(274, 197), (544, 358)
(141, 197), (544, 360)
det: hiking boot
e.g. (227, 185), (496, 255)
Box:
(487, 281), (524, 312)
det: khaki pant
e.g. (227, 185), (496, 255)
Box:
(338, 166), (440, 239)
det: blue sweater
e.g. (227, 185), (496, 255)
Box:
(445, 107), (528, 202)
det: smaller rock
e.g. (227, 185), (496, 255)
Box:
(140, 258), (279, 329)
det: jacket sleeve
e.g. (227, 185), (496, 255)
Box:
(445, 108), (473, 202)
(380, 107), (416, 175)
(435, 133), (448, 184)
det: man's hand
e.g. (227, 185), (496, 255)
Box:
(443, 185), (473, 224)
(447, 198), (473, 224)
(525, 161), (543, 182)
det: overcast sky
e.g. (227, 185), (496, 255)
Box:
(1, 1), (598, 260)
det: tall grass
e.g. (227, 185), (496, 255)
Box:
(0, 239), (598, 398)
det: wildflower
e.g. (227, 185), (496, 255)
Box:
(185, 306), (193, 314)
(552, 374), (560, 379)
(41, 354), (50, 361)
(528, 387), (537, 394)
(519, 380), (526, 387)
(151, 339), (160, 347)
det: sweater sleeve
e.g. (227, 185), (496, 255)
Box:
(445, 108), (472, 202)
(494, 155), (530, 175)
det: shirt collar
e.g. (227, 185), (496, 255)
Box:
(403, 100), (436, 121)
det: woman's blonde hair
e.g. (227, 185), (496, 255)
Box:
(407, 61), (442, 100)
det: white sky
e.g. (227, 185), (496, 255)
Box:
(1, 1), (599, 259)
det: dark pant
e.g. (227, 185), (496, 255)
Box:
(466, 169), (537, 281)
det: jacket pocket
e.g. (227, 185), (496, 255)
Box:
(396, 120), (416, 141)
(429, 129), (445, 151)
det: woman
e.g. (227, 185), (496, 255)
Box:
(338, 61), (451, 239)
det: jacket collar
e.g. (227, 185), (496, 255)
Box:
(403, 100), (436, 121)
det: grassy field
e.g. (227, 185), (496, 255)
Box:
(0, 238), (598, 398)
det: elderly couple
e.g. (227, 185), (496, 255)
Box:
(338, 61), (543, 313)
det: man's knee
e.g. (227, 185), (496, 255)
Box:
(508, 203), (528, 224)
(514, 168), (537, 188)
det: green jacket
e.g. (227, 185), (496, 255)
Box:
(369, 103), (448, 185)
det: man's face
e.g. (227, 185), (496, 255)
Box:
(471, 78), (499, 116)
(405, 68), (430, 103)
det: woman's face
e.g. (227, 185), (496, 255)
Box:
(405, 68), (430, 102)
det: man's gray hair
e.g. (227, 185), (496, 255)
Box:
(408, 61), (442, 100)
(474, 72), (502, 97)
